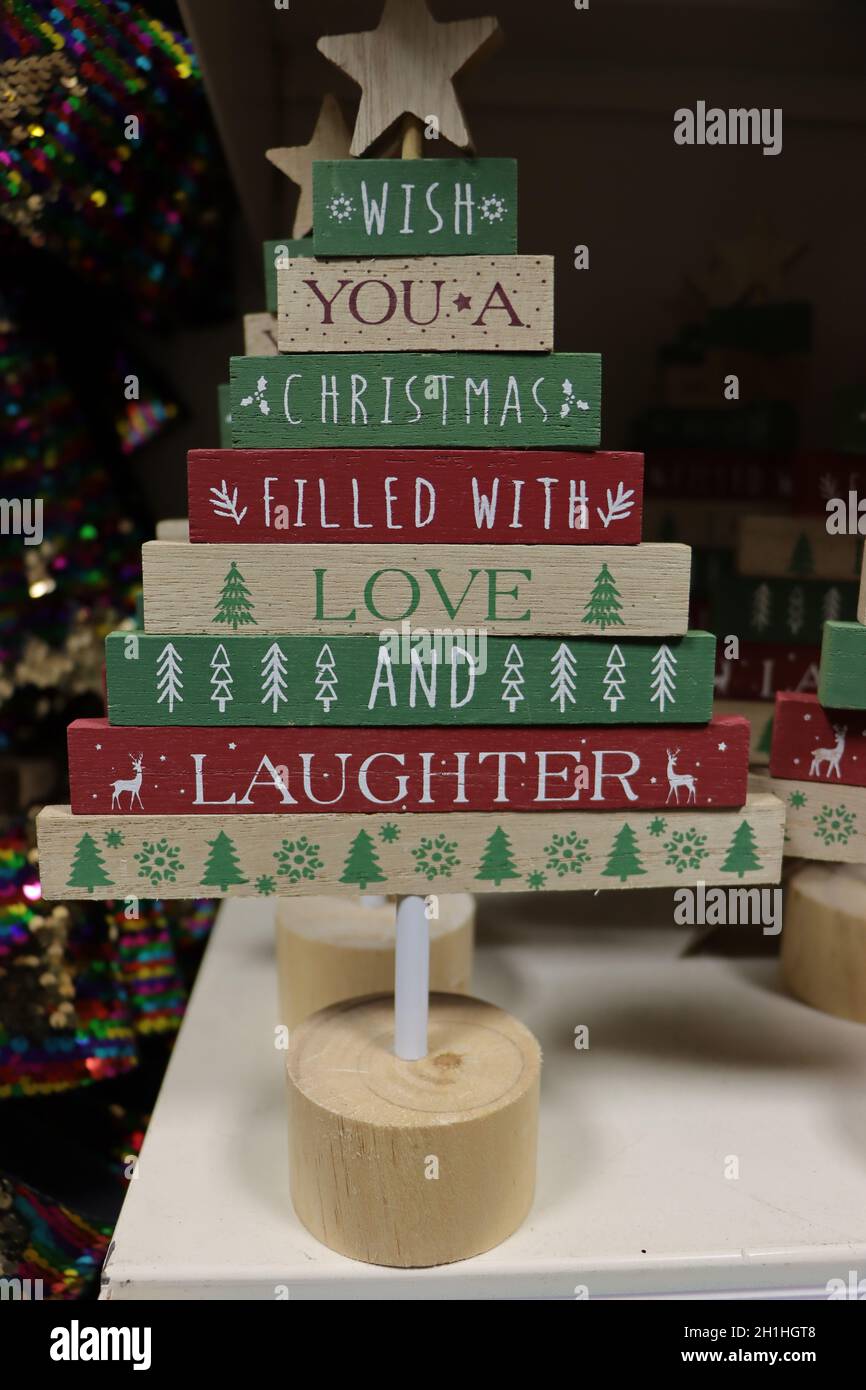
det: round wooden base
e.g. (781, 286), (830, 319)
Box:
(275, 894), (474, 1028)
(783, 863), (866, 1023)
(286, 993), (541, 1267)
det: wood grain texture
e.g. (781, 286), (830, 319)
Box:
(36, 790), (785, 899)
(317, 1), (501, 157)
(263, 238), (312, 313)
(187, 448), (644, 546)
(229, 353), (602, 449)
(715, 640), (819, 701)
(644, 498), (785, 548)
(770, 776), (866, 863)
(819, 621), (866, 708)
(710, 574), (856, 645)
(242, 312), (279, 357)
(141, 540), (689, 637)
(286, 993), (538, 1267)
(68, 717), (749, 815)
(782, 864), (866, 1023)
(265, 94), (352, 237)
(275, 894), (474, 1029)
(312, 157), (517, 256)
(738, 515), (861, 581)
(105, 630), (716, 727)
(770, 692), (866, 786)
(277, 256), (552, 353)
(713, 698), (774, 765)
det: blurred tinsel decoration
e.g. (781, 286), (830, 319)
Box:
(0, 0), (228, 327)
(0, 1171), (110, 1299)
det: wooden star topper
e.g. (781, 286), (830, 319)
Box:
(266, 93), (352, 237)
(318, 0), (501, 156)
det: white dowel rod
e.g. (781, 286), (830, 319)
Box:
(360, 895), (388, 908)
(394, 895), (429, 1060)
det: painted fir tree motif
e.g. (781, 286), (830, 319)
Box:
(315, 643), (338, 713)
(650, 644), (677, 713)
(261, 642), (288, 714)
(720, 820), (762, 876)
(134, 837), (185, 887)
(475, 826), (521, 886)
(544, 830), (589, 878)
(601, 823), (646, 881)
(549, 642), (577, 713)
(663, 827), (709, 873)
(812, 804), (857, 847)
(214, 561), (256, 630)
(210, 644), (233, 713)
(339, 829), (386, 889)
(823, 586), (842, 622)
(156, 642), (183, 713)
(411, 834), (461, 880)
(275, 835), (323, 883)
(787, 586), (805, 637)
(583, 563), (624, 630)
(67, 832), (113, 891)
(787, 533), (814, 576)
(202, 831), (248, 890)
(603, 644), (626, 712)
(501, 644), (525, 713)
(751, 582), (772, 633)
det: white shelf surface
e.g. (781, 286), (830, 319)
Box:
(102, 894), (866, 1300)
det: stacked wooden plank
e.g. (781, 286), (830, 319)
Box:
(37, 157), (784, 899)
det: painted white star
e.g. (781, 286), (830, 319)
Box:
(794, 757), (800, 764)
(95, 743), (102, 750)
(804, 713), (812, 720)
(718, 742), (727, 751)
(160, 755), (166, 762)
(650, 776), (657, 784)
(228, 742), (237, 750)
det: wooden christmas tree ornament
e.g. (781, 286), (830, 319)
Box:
(285, 988), (541, 1266)
(782, 864), (866, 1024)
(275, 893), (475, 1029)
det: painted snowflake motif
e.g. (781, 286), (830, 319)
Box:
(105, 829), (124, 848)
(479, 193), (507, 223)
(813, 804), (856, 846)
(559, 379), (590, 419)
(663, 827), (709, 873)
(788, 790), (807, 809)
(648, 817), (667, 838)
(544, 830), (590, 878)
(274, 835), (323, 883)
(255, 874), (276, 894)
(134, 838), (184, 886)
(527, 870), (546, 890)
(379, 822), (401, 843)
(327, 193), (355, 222)
(239, 375), (270, 416)
(411, 834), (460, 880)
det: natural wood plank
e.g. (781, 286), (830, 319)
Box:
(819, 621), (866, 708)
(229, 353), (602, 448)
(316, 1), (501, 157)
(770, 691), (866, 786)
(782, 864), (866, 1024)
(715, 640), (819, 701)
(242, 312), (279, 357)
(770, 776), (866, 864)
(140, 540), (690, 637)
(644, 498), (784, 548)
(713, 698), (774, 765)
(105, 630), (716, 727)
(68, 716), (749, 816)
(187, 448), (644, 546)
(263, 238), (311, 313)
(36, 789), (785, 899)
(265, 94), (352, 237)
(710, 575), (857, 645)
(277, 255), (553, 353)
(312, 158), (517, 256)
(738, 515), (860, 581)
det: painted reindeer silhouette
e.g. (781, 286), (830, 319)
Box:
(809, 725), (846, 779)
(666, 748), (697, 805)
(111, 754), (144, 809)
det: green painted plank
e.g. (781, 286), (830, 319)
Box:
(230, 353), (602, 448)
(710, 576), (857, 645)
(262, 237), (312, 313)
(105, 630), (716, 726)
(312, 158), (517, 256)
(818, 621), (866, 708)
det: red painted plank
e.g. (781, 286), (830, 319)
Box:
(68, 716), (749, 815)
(791, 450), (866, 516)
(770, 692), (866, 787)
(187, 448), (644, 545)
(714, 642), (819, 701)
